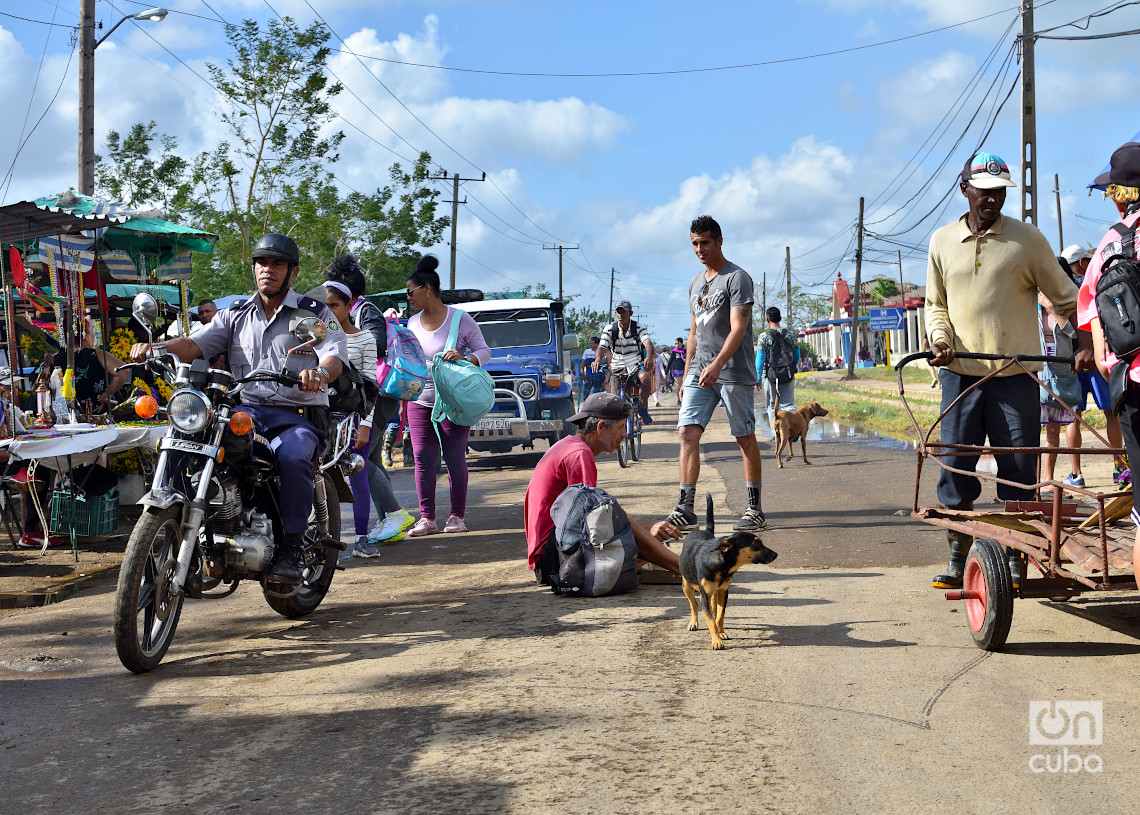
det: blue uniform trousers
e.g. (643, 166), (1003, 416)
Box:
(937, 369), (1037, 507)
(241, 403), (326, 535)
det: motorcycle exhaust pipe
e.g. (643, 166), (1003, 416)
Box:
(338, 452), (365, 476)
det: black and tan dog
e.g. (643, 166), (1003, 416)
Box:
(773, 401), (829, 468)
(680, 494), (778, 649)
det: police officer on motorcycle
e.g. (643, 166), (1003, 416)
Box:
(131, 233), (347, 583)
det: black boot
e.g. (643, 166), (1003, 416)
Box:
(932, 531), (971, 589)
(269, 532), (305, 583)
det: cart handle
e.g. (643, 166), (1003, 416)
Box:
(894, 351), (1074, 371)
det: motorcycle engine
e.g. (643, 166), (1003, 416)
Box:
(223, 511), (276, 574)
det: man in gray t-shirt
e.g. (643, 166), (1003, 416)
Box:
(664, 215), (767, 534)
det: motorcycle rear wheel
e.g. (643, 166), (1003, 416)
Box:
(264, 473), (342, 618)
(114, 506), (185, 673)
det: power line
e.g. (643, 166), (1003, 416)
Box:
(330, 3), (1036, 78)
(297, 0), (573, 247)
(0, 10), (74, 27)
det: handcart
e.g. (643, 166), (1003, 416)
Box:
(897, 352), (1137, 651)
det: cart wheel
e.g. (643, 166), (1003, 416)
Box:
(962, 538), (1014, 652)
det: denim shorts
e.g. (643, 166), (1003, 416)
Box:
(678, 371), (756, 437)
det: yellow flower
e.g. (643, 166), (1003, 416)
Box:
(109, 328), (134, 362)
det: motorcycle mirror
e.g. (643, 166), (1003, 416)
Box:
(291, 316), (327, 345)
(131, 293), (160, 343)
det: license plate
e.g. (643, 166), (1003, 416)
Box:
(162, 439), (208, 454)
(474, 418), (511, 431)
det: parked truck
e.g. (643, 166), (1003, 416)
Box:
(454, 298), (579, 453)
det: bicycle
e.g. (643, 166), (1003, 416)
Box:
(612, 369), (643, 468)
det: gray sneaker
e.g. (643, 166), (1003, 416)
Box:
(663, 507), (699, 532)
(733, 508), (769, 532)
(352, 540), (381, 559)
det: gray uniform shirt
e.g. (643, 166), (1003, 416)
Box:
(688, 260), (757, 385)
(194, 290), (348, 407)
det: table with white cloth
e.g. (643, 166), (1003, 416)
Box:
(0, 424), (167, 555)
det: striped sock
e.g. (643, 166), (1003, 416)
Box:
(746, 482), (762, 513)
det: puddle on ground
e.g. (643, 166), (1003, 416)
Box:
(759, 420), (918, 451)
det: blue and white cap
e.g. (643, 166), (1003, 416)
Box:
(961, 152), (1017, 189)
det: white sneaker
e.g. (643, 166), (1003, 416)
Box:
(369, 513), (406, 544)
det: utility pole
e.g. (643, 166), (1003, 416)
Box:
(1019, 0), (1037, 224)
(430, 169), (485, 288)
(608, 268), (615, 313)
(1054, 173), (1064, 249)
(761, 273), (767, 316)
(543, 244), (578, 301)
(785, 246), (792, 327)
(846, 197), (865, 380)
(78, 0), (95, 195)
(897, 250), (905, 304)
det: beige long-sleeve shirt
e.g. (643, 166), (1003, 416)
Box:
(924, 213), (1078, 377)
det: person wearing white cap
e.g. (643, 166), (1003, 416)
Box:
(523, 392), (681, 583)
(1061, 244), (1092, 279)
(926, 151), (1096, 590)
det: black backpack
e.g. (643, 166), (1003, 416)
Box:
(327, 360), (380, 417)
(766, 329), (795, 384)
(609, 320), (647, 362)
(1094, 221), (1140, 360)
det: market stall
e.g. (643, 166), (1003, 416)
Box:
(0, 195), (216, 552)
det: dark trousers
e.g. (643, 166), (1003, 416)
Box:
(937, 369), (1038, 507)
(242, 404), (326, 535)
(1117, 380), (1140, 523)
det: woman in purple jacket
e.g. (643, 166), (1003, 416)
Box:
(405, 256), (491, 536)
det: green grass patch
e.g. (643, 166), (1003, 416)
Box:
(794, 379), (936, 438)
(794, 376), (1108, 439)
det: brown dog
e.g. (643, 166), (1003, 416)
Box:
(773, 402), (829, 467)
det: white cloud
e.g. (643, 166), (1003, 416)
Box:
(878, 51), (976, 125)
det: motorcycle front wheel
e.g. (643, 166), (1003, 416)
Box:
(113, 506), (186, 673)
(264, 473), (342, 618)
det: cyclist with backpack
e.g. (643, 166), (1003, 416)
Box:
(1076, 141), (1140, 586)
(755, 306), (799, 429)
(593, 300), (655, 425)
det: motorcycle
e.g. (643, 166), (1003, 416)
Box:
(112, 294), (363, 673)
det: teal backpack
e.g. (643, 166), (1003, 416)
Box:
(431, 307), (495, 427)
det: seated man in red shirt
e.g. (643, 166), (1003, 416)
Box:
(524, 392), (682, 584)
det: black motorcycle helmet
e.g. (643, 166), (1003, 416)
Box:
(250, 233), (300, 268)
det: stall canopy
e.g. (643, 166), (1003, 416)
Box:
(30, 192), (217, 282)
(0, 199), (127, 244)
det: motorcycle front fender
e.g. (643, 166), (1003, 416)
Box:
(137, 487), (187, 513)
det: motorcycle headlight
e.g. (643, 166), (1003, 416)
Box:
(515, 379), (538, 400)
(167, 389), (212, 434)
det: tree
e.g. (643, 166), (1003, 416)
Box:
(183, 16), (346, 296)
(565, 304), (608, 343)
(94, 121), (187, 212)
(121, 16), (452, 300)
(754, 285), (830, 337)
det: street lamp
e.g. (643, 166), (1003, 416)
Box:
(77, 4), (168, 195)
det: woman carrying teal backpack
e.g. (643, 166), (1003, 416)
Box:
(405, 256), (491, 537)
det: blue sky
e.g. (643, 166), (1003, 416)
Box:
(2, 0), (1138, 339)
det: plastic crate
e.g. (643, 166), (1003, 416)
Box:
(49, 489), (119, 537)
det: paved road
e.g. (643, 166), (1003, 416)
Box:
(1, 402), (1137, 814)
